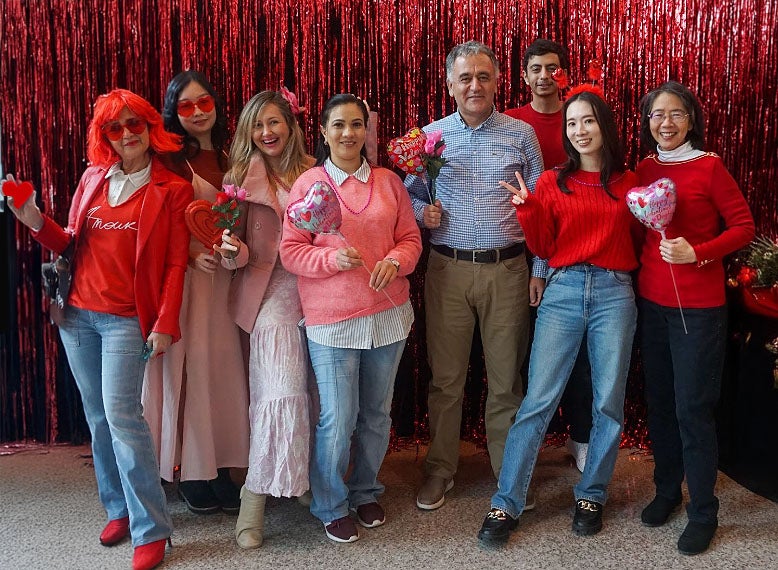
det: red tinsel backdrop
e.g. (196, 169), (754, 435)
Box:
(1, 0), (776, 444)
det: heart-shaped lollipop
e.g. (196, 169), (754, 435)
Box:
(626, 178), (677, 233)
(287, 180), (342, 235)
(185, 199), (223, 248)
(387, 127), (426, 175)
(1, 177), (34, 207)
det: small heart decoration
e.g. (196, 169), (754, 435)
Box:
(185, 200), (223, 248)
(1, 178), (34, 207)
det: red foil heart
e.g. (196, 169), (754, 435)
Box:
(386, 127), (426, 174)
(185, 199), (223, 248)
(1, 178), (34, 207)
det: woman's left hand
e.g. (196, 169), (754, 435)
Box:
(369, 259), (398, 292)
(659, 236), (697, 264)
(146, 332), (172, 359)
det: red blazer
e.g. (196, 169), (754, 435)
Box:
(33, 156), (194, 341)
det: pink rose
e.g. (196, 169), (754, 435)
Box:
(427, 130), (443, 145)
(424, 138), (436, 154)
(236, 188), (247, 201)
(223, 184), (236, 198)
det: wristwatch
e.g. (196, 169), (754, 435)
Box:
(386, 257), (400, 271)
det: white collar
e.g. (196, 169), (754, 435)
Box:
(656, 141), (706, 163)
(324, 158), (371, 185)
(105, 160), (152, 185)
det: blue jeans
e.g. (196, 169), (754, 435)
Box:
(491, 265), (637, 518)
(639, 298), (726, 525)
(307, 338), (406, 524)
(59, 307), (172, 546)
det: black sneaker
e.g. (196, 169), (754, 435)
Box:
(678, 521), (717, 555)
(641, 495), (682, 527)
(209, 468), (241, 515)
(572, 499), (603, 536)
(477, 508), (519, 544)
(178, 480), (220, 514)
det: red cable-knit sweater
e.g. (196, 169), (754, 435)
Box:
(515, 169), (640, 271)
(636, 153), (755, 308)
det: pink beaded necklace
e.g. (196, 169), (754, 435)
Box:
(320, 165), (374, 215)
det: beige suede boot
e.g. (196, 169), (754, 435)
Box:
(235, 486), (266, 549)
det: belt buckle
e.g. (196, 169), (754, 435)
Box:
(472, 249), (489, 264)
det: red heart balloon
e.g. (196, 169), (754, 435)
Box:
(185, 200), (222, 248)
(386, 127), (426, 174)
(1, 178), (34, 207)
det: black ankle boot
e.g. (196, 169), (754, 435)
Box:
(178, 479), (220, 514)
(678, 521), (717, 555)
(641, 495), (682, 527)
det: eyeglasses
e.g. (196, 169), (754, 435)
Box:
(176, 95), (215, 117)
(648, 111), (689, 123)
(101, 117), (148, 141)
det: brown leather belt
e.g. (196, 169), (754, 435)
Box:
(431, 243), (525, 264)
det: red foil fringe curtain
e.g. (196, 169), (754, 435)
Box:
(1, 0), (776, 443)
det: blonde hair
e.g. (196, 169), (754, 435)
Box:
(228, 91), (309, 186)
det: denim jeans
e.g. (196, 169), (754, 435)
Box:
(59, 307), (172, 546)
(491, 265), (637, 518)
(307, 338), (406, 524)
(639, 298), (726, 525)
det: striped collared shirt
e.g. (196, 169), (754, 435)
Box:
(405, 109), (548, 277)
(304, 158), (415, 349)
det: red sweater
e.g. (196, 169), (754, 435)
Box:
(515, 169), (640, 271)
(636, 153), (754, 308)
(505, 104), (567, 169)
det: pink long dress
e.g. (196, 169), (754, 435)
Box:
(142, 156), (250, 481)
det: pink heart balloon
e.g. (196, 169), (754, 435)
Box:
(626, 177), (677, 233)
(287, 180), (342, 235)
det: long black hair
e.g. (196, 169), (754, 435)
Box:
(315, 94), (370, 166)
(162, 70), (229, 171)
(638, 81), (706, 152)
(558, 90), (625, 199)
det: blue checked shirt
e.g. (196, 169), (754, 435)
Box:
(405, 109), (548, 278)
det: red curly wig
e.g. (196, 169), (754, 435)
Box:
(87, 89), (182, 167)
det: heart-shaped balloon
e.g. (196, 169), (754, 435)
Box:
(185, 199), (223, 248)
(287, 180), (342, 235)
(1, 177), (34, 207)
(387, 127), (426, 175)
(626, 178), (677, 233)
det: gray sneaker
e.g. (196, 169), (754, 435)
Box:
(416, 476), (454, 510)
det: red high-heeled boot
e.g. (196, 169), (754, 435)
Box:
(132, 537), (170, 570)
(99, 516), (130, 546)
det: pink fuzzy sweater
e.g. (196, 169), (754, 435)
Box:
(279, 166), (422, 326)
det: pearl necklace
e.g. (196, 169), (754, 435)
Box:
(321, 166), (374, 215)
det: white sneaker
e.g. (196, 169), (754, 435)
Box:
(566, 438), (588, 473)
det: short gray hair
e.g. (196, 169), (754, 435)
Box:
(445, 41), (500, 80)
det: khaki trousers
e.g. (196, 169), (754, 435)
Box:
(423, 248), (530, 479)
